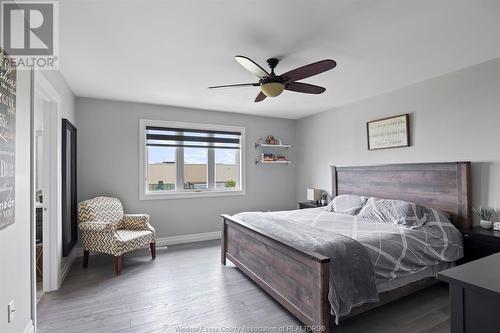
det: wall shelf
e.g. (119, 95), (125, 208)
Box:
(255, 143), (292, 149)
(255, 138), (292, 165)
(255, 160), (291, 165)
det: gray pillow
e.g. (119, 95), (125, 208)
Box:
(327, 195), (368, 215)
(358, 197), (427, 228)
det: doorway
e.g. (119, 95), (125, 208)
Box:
(33, 95), (44, 303)
(32, 72), (62, 307)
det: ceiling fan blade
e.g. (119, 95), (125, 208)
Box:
(235, 55), (270, 78)
(281, 59), (336, 82)
(285, 82), (326, 94)
(255, 91), (267, 102)
(209, 83), (260, 89)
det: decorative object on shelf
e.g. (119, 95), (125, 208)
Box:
(0, 48), (16, 232)
(256, 153), (290, 164)
(261, 153), (273, 161)
(473, 206), (495, 229)
(307, 188), (321, 206)
(265, 135), (277, 145)
(367, 114), (410, 150)
(494, 222), (500, 231)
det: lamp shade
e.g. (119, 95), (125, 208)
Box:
(307, 188), (321, 201)
(261, 82), (285, 97)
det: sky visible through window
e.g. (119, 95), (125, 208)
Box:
(148, 147), (236, 164)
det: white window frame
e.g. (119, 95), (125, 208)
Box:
(139, 119), (246, 200)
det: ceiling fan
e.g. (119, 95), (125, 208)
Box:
(209, 56), (337, 102)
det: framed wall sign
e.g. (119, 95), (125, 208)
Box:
(0, 48), (16, 231)
(367, 114), (410, 150)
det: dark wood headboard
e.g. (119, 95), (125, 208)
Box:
(331, 162), (472, 229)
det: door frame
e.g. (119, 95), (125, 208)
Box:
(34, 71), (62, 293)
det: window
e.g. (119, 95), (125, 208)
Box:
(215, 148), (238, 189)
(140, 120), (245, 199)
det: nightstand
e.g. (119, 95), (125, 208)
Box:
(461, 227), (500, 262)
(297, 201), (325, 209)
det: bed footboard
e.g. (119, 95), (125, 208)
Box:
(221, 214), (331, 332)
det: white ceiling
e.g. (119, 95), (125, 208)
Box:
(60, 0), (500, 119)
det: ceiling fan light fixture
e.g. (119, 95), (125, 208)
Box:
(260, 82), (285, 97)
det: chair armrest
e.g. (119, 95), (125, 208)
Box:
(120, 214), (152, 231)
(79, 221), (115, 233)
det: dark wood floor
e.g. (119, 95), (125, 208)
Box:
(37, 240), (450, 333)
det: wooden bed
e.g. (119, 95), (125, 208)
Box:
(221, 162), (472, 332)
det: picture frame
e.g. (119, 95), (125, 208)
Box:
(366, 113), (410, 150)
(0, 48), (16, 231)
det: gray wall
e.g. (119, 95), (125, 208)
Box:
(76, 98), (296, 238)
(0, 71), (32, 333)
(296, 58), (500, 223)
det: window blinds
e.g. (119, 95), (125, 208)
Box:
(145, 126), (241, 149)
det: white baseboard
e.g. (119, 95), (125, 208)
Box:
(73, 231), (221, 258)
(60, 246), (77, 284)
(23, 320), (34, 333)
(156, 231), (221, 247)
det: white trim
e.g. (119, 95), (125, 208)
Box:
(60, 246), (77, 285)
(141, 189), (246, 200)
(35, 71), (62, 292)
(23, 320), (35, 333)
(156, 231), (221, 246)
(28, 69), (37, 333)
(139, 119), (246, 200)
(73, 231), (222, 257)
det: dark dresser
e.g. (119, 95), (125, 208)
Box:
(438, 253), (500, 333)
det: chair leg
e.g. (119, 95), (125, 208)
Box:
(150, 242), (156, 260)
(83, 250), (89, 268)
(115, 255), (122, 276)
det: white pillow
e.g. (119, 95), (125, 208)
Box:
(358, 197), (427, 228)
(327, 195), (368, 215)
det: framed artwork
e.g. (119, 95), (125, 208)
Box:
(0, 48), (16, 231)
(367, 114), (410, 150)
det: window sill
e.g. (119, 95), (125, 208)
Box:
(140, 189), (246, 200)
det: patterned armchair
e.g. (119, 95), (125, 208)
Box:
(78, 196), (156, 275)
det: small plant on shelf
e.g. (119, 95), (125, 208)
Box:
(473, 206), (495, 229)
(473, 207), (494, 220)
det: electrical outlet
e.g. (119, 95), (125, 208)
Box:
(7, 300), (15, 323)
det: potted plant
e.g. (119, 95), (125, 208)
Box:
(473, 206), (495, 229)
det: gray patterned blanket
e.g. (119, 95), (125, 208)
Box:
(232, 207), (463, 321)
